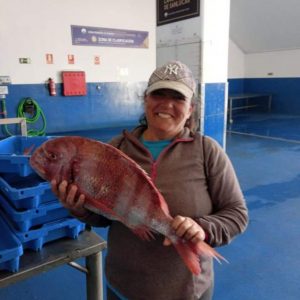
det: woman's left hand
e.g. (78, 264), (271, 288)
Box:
(163, 215), (206, 246)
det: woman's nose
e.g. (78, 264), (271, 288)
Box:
(160, 97), (174, 107)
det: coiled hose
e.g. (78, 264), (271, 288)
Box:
(2, 97), (47, 136)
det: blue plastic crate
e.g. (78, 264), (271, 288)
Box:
(0, 136), (54, 176)
(0, 210), (85, 251)
(0, 213), (23, 273)
(0, 192), (70, 232)
(17, 218), (85, 251)
(0, 173), (56, 209)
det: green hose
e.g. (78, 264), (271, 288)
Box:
(2, 97), (47, 136)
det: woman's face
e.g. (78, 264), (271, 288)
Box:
(144, 89), (193, 140)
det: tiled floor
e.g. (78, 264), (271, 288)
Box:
(227, 112), (300, 142)
(214, 112), (300, 300)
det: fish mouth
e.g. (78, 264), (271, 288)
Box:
(30, 158), (46, 179)
(29, 148), (47, 179)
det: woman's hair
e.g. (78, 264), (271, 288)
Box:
(140, 89), (200, 134)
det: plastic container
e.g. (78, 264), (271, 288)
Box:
(0, 136), (54, 176)
(0, 213), (23, 272)
(0, 210), (85, 252)
(0, 173), (55, 209)
(16, 218), (85, 251)
(0, 193), (70, 232)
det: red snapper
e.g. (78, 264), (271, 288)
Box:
(29, 136), (225, 274)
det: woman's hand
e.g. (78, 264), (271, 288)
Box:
(163, 215), (206, 246)
(51, 179), (88, 217)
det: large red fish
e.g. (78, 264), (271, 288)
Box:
(29, 136), (225, 274)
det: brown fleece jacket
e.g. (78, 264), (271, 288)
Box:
(78, 126), (248, 300)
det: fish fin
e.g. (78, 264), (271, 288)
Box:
(132, 226), (156, 241)
(191, 240), (229, 264)
(157, 193), (170, 216)
(86, 200), (156, 241)
(173, 239), (201, 275)
(173, 239), (228, 275)
(23, 144), (35, 155)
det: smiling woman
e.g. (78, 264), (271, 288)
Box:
(51, 61), (248, 300)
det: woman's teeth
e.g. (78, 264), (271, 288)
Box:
(157, 113), (171, 119)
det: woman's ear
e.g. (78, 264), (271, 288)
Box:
(143, 95), (148, 108)
(188, 102), (195, 116)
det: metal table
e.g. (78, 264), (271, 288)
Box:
(0, 229), (107, 300)
(228, 93), (272, 123)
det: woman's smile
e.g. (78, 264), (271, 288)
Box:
(157, 112), (173, 119)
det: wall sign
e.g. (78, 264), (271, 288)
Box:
(46, 53), (53, 64)
(157, 0), (200, 26)
(94, 56), (101, 65)
(68, 54), (75, 64)
(71, 25), (149, 49)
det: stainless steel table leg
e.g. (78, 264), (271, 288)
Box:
(86, 252), (103, 300)
(229, 98), (233, 123)
(268, 95), (272, 111)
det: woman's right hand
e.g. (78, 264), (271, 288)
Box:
(51, 180), (88, 217)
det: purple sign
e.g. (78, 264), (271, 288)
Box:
(71, 25), (149, 49)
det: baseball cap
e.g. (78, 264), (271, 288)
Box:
(145, 61), (196, 99)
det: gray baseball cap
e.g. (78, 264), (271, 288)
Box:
(146, 61), (196, 99)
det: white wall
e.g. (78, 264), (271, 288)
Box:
(157, 0), (231, 84)
(200, 0), (230, 83)
(157, 17), (201, 45)
(228, 39), (300, 79)
(245, 49), (300, 78)
(156, 17), (202, 82)
(0, 0), (156, 84)
(228, 39), (245, 78)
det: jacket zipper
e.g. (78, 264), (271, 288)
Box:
(150, 138), (193, 181)
(123, 130), (194, 182)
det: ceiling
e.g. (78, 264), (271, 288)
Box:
(230, 0), (300, 54)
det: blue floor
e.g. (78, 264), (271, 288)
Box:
(1, 113), (300, 299)
(214, 112), (300, 300)
(227, 112), (300, 142)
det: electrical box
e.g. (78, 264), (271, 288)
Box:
(0, 76), (11, 85)
(62, 71), (87, 96)
(0, 86), (8, 95)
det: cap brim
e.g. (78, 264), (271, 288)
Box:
(146, 81), (193, 99)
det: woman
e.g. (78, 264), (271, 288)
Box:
(51, 61), (248, 300)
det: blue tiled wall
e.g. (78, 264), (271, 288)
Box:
(227, 78), (244, 94)
(2, 82), (228, 147)
(203, 82), (226, 146)
(228, 78), (300, 114)
(0, 82), (146, 138)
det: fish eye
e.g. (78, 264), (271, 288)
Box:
(48, 152), (57, 160)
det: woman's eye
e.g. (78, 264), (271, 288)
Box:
(175, 97), (186, 101)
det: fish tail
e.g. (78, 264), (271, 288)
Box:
(192, 240), (229, 264)
(173, 239), (201, 275)
(173, 238), (228, 275)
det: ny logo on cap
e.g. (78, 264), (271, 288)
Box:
(164, 63), (180, 75)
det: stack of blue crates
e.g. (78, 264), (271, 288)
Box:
(0, 136), (85, 273)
